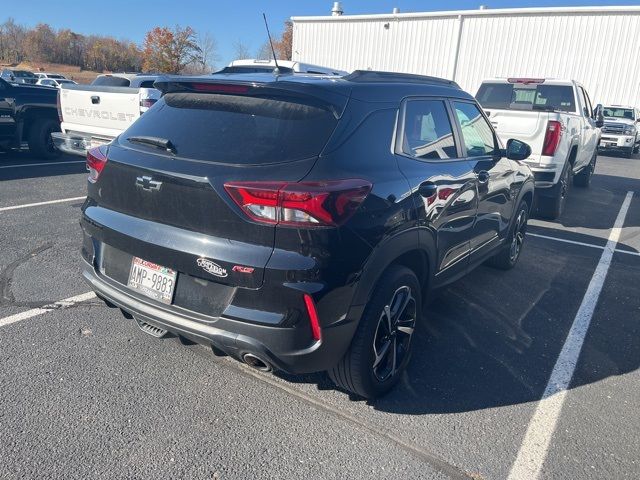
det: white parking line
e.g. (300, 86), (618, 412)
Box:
(0, 292), (96, 328)
(0, 160), (85, 169)
(0, 196), (86, 212)
(508, 191), (634, 480)
(527, 232), (640, 257)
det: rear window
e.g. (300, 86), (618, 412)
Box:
(477, 83), (576, 113)
(120, 92), (339, 165)
(49, 74), (65, 79)
(92, 76), (131, 87)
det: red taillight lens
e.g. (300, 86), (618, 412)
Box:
(224, 179), (372, 227)
(542, 120), (563, 156)
(140, 98), (157, 110)
(56, 90), (62, 122)
(86, 146), (108, 183)
(303, 294), (322, 342)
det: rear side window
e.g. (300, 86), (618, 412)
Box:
(477, 83), (576, 113)
(401, 100), (457, 160)
(121, 92), (339, 165)
(453, 102), (498, 157)
(92, 76), (131, 87)
(138, 80), (156, 88)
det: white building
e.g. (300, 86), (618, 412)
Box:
(291, 5), (640, 106)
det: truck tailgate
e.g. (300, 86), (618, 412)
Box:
(60, 85), (141, 132)
(486, 109), (551, 155)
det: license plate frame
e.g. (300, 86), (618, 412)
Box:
(127, 257), (177, 305)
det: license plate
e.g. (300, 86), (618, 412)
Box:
(127, 257), (177, 304)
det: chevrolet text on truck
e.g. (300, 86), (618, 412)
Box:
(52, 73), (160, 155)
(599, 105), (640, 158)
(476, 78), (603, 219)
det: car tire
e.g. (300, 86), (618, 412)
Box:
(328, 265), (421, 399)
(537, 163), (571, 220)
(28, 118), (61, 159)
(486, 201), (529, 270)
(623, 147), (634, 158)
(574, 152), (596, 188)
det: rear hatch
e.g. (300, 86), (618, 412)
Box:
(86, 79), (347, 289)
(476, 80), (575, 156)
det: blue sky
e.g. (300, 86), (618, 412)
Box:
(5, 0), (640, 67)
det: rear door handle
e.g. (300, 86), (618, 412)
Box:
(418, 182), (438, 197)
(91, 95), (100, 104)
(476, 171), (490, 184)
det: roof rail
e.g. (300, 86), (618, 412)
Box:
(344, 70), (460, 88)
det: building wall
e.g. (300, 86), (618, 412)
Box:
(292, 7), (640, 106)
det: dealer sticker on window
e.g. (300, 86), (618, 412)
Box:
(127, 257), (177, 304)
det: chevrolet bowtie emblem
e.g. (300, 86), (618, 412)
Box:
(135, 176), (162, 192)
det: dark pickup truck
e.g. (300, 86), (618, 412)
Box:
(0, 78), (61, 159)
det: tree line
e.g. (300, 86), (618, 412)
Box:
(0, 18), (293, 75)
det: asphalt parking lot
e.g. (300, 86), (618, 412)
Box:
(0, 151), (638, 479)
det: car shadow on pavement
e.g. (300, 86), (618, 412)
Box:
(0, 152), (86, 181)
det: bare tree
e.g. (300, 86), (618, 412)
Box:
(183, 31), (218, 74)
(232, 40), (251, 60)
(256, 41), (273, 61)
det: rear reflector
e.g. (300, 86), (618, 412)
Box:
(542, 120), (563, 156)
(303, 294), (322, 341)
(507, 78), (546, 85)
(86, 146), (108, 183)
(224, 179), (372, 227)
(140, 98), (157, 110)
(191, 83), (250, 94)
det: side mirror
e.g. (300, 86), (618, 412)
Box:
(505, 139), (531, 161)
(594, 104), (604, 128)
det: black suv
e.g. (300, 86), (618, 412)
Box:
(81, 71), (534, 398)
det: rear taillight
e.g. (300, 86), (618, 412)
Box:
(56, 90), (62, 122)
(224, 179), (372, 227)
(86, 146), (108, 183)
(140, 98), (157, 111)
(542, 120), (563, 156)
(303, 294), (322, 342)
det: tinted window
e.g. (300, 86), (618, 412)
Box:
(453, 102), (498, 157)
(477, 83), (576, 113)
(121, 92), (339, 165)
(401, 100), (457, 160)
(48, 75), (64, 79)
(139, 80), (156, 88)
(92, 76), (130, 87)
(603, 107), (634, 120)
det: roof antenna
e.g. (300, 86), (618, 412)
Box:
(262, 13), (281, 74)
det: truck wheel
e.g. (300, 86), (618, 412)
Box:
(537, 164), (571, 220)
(574, 153), (596, 188)
(28, 118), (61, 159)
(328, 265), (421, 399)
(486, 201), (528, 270)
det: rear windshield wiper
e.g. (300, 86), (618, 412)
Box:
(127, 135), (176, 153)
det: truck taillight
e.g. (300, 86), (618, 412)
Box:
(224, 179), (372, 227)
(140, 98), (157, 111)
(542, 120), (563, 156)
(56, 90), (62, 122)
(87, 146), (108, 183)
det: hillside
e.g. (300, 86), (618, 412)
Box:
(9, 62), (102, 84)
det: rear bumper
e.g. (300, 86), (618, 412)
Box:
(51, 131), (112, 156)
(82, 257), (358, 374)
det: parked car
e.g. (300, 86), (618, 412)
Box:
(51, 73), (161, 155)
(216, 59), (348, 75)
(80, 70), (534, 399)
(35, 72), (68, 80)
(36, 78), (78, 88)
(598, 105), (640, 158)
(0, 77), (60, 158)
(1, 69), (38, 85)
(476, 78), (603, 219)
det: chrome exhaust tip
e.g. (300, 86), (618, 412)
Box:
(242, 353), (272, 372)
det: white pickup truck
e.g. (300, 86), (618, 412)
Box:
(476, 78), (604, 219)
(52, 73), (161, 155)
(598, 105), (640, 158)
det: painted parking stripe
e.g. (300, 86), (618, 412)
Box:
(527, 232), (640, 257)
(508, 191), (634, 480)
(0, 292), (96, 328)
(0, 196), (86, 212)
(0, 160), (85, 169)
